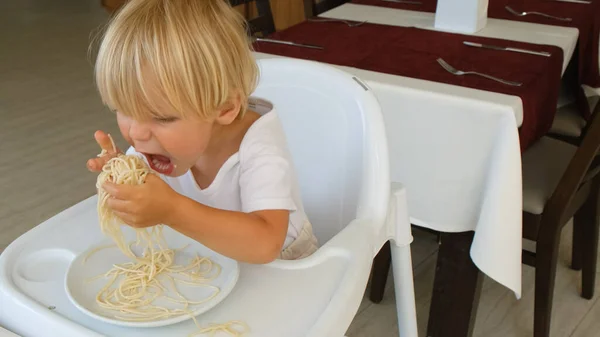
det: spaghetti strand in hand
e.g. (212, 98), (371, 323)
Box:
(87, 130), (122, 172)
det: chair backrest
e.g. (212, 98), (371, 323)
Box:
(546, 103), (600, 226)
(303, 0), (351, 17)
(229, 0), (276, 36)
(252, 58), (390, 244)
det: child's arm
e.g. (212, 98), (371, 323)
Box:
(168, 196), (288, 264)
(102, 174), (289, 264)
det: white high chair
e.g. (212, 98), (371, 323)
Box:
(0, 58), (417, 337)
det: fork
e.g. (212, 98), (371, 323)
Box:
(551, 0), (591, 3)
(505, 6), (572, 22)
(437, 58), (522, 86)
(307, 18), (367, 27)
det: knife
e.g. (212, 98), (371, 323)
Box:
(551, 0), (591, 4)
(254, 38), (324, 50)
(382, 0), (423, 4)
(463, 41), (551, 57)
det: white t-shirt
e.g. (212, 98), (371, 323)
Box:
(126, 99), (307, 249)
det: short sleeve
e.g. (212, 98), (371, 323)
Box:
(240, 144), (296, 213)
(239, 130), (297, 214)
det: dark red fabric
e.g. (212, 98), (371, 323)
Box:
(253, 21), (563, 150)
(351, 0), (600, 91)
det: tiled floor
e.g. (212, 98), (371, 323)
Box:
(1, 1), (600, 336)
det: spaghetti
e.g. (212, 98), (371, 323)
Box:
(91, 137), (247, 336)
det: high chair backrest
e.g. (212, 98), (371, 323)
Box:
(252, 58), (390, 244)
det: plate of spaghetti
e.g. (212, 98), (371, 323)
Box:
(65, 230), (240, 328)
(65, 152), (240, 329)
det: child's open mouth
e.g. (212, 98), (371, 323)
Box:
(143, 153), (175, 175)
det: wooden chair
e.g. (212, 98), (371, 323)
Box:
(549, 96), (600, 146)
(547, 51), (596, 147)
(229, 0), (276, 36)
(520, 107), (600, 336)
(369, 109), (600, 337)
(547, 96), (600, 289)
(303, 0), (351, 17)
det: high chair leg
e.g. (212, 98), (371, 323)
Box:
(391, 242), (418, 337)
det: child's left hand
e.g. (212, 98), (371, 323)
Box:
(103, 174), (180, 228)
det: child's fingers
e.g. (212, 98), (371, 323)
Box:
(106, 197), (129, 212)
(86, 153), (116, 172)
(87, 158), (104, 172)
(112, 210), (139, 228)
(102, 181), (135, 200)
(87, 158), (98, 172)
(94, 130), (119, 153)
(88, 131), (120, 172)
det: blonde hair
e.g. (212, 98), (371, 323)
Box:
(94, 0), (258, 120)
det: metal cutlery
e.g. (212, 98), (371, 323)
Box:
(437, 58), (523, 86)
(382, 0), (423, 4)
(551, 0), (591, 4)
(505, 6), (572, 21)
(463, 41), (551, 57)
(254, 37), (324, 50)
(307, 18), (367, 27)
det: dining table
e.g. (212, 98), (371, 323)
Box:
(251, 0), (599, 336)
(349, 0), (600, 112)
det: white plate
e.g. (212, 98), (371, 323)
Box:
(64, 227), (239, 328)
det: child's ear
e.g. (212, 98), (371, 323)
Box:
(215, 92), (242, 125)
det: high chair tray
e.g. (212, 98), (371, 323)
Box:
(0, 196), (365, 337)
(0, 326), (19, 337)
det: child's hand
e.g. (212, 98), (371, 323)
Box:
(87, 130), (121, 172)
(102, 174), (179, 228)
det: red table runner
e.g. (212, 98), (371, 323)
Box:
(351, 0), (600, 116)
(253, 20), (563, 150)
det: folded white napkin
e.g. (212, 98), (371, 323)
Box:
(434, 0), (489, 33)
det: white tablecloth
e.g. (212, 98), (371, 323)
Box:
(254, 3), (579, 298)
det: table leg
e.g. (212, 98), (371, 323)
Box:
(426, 231), (482, 337)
